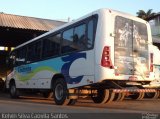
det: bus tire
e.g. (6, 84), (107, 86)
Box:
(91, 89), (109, 104)
(9, 81), (19, 99)
(130, 92), (144, 100)
(105, 91), (115, 103)
(154, 91), (158, 99)
(53, 78), (71, 105)
(113, 93), (125, 101)
(145, 91), (159, 99)
(137, 92), (144, 100)
(119, 93), (125, 101)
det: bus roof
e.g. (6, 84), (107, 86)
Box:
(14, 8), (148, 50)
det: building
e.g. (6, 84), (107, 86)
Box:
(148, 12), (160, 49)
(0, 12), (66, 48)
(0, 13), (66, 79)
(149, 12), (160, 37)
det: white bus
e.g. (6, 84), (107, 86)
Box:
(142, 38), (160, 99)
(6, 8), (155, 105)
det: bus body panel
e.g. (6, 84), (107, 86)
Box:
(7, 50), (94, 89)
(143, 45), (160, 88)
(94, 9), (154, 83)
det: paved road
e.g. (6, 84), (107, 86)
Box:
(0, 92), (160, 119)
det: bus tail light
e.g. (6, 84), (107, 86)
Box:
(101, 46), (113, 68)
(150, 53), (153, 72)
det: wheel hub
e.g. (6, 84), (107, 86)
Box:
(55, 83), (64, 100)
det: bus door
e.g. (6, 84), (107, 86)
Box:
(132, 21), (149, 77)
(114, 16), (149, 77)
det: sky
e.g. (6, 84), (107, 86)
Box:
(0, 0), (159, 22)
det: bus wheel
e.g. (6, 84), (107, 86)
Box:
(114, 93), (125, 101)
(145, 91), (159, 99)
(91, 89), (109, 104)
(53, 78), (72, 105)
(118, 93), (125, 101)
(105, 91), (115, 103)
(130, 92), (144, 100)
(9, 82), (19, 98)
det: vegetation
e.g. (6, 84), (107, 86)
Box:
(136, 9), (156, 21)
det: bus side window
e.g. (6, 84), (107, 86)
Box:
(87, 20), (94, 48)
(16, 47), (27, 66)
(42, 34), (61, 58)
(74, 24), (86, 50)
(26, 41), (42, 63)
(42, 33), (61, 58)
(62, 28), (75, 54)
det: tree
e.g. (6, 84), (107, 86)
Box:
(136, 9), (156, 21)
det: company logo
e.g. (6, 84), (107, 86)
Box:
(61, 52), (86, 84)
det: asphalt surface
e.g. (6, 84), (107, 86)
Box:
(0, 91), (160, 119)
